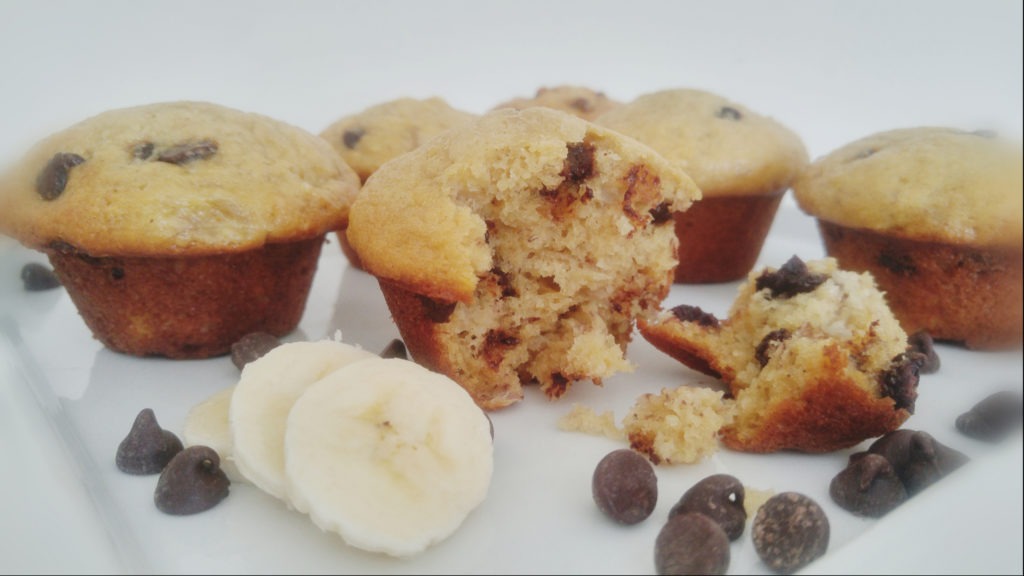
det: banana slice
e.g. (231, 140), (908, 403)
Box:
(182, 386), (245, 483)
(229, 340), (376, 501)
(284, 357), (493, 557)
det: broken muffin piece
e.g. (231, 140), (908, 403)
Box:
(639, 256), (919, 453)
(346, 108), (700, 409)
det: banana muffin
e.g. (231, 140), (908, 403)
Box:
(793, 127), (1023, 349)
(492, 85), (621, 121)
(596, 88), (808, 283)
(346, 107), (700, 410)
(0, 101), (360, 358)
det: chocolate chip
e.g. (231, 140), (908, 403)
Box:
(111, 267), (125, 280)
(379, 338), (408, 360)
(752, 492), (830, 574)
(829, 452), (908, 517)
(755, 329), (791, 368)
(878, 352), (922, 412)
(491, 267), (518, 298)
(156, 139), (218, 165)
(569, 97), (593, 113)
(649, 201), (673, 225)
(852, 147), (878, 161)
(867, 429), (968, 496)
(36, 152), (85, 200)
(132, 142), (154, 160)
(342, 128), (365, 149)
(956, 390), (1024, 442)
(154, 445), (230, 515)
(907, 330), (940, 373)
(668, 474), (746, 541)
(592, 449), (658, 525)
(418, 296), (457, 323)
(715, 106), (743, 121)
(562, 141), (596, 183)
(20, 262), (62, 291)
(670, 304), (720, 328)
(655, 513), (730, 576)
(230, 331), (282, 370)
(755, 256), (826, 299)
(971, 129), (998, 138)
(116, 408), (184, 475)
(877, 248), (917, 276)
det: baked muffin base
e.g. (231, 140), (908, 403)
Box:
(818, 221), (1023, 349)
(47, 237), (325, 358)
(673, 192), (783, 284)
(337, 229), (365, 271)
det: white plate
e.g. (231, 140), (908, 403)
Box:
(0, 202), (1021, 574)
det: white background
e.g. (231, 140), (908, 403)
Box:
(0, 1), (1021, 574)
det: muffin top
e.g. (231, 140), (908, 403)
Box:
(595, 88), (808, 196)
(492, 85), (621, 121)
(0, 101), (360, 257)
(320, 97), (476, 183)
(346, 107), (700, 302)
(793, 127), (1023, 248)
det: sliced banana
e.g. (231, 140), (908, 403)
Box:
(182, 386), (245, 483)
(284, 357), (493, 557)
(229, 340), (376, 501)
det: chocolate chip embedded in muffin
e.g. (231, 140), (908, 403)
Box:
(36, 152), (85, 200)
(592, 449), (658, 525)
(342, 127), (366, 149)
(156, 139), (219, 165)
(668, 474), (746, 541)
(562, 141), (596, 182)
(655, 513), (730, 576)
(154, 445), (230, 515)
(878, 352), (922, 412)
(829, 452), (908, 517)
(755, 255), (826, 299)
(752, 492), (830, 574)
(955, 390), (1024, 442)
(755, 329), (791, 367)
(715, 106), (743, 121)
(116, 408), (184, 475)
(670, 304), (719, 327)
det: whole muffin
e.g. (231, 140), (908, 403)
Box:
(346, 108), (700, 410)
(319, 97), (476, 269)
(792, 127), (1023, 349)
(596, 88), (808, 283)
(0, 101), (360, 358)
(639, 256), (919, 453)
(492, 85), (621, 121)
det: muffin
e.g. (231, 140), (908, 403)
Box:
(319, 97), (476, 269)
(596, 88), (808, 283)
(792, 127), (1023, 349)
(346, 108), (700, 410)
(0, 101), (360, 358)
(639, 256), (920, 453)
(492, 85), (621, 121)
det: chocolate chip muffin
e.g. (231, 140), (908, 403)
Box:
(346, 108), (700, 410)
(639, 256), (919, 453)
(0, 101), (360, 358)
(319, 97), (476, 269)
(492, 85), (621, 121)
(596, 88), (808, 283)
(793, 127), (1023, 349)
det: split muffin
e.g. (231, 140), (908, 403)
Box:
(793, 127), (1023, 349)
(0, 101), (360, 358)
(596, 88), (808, 283)
(346, 108), (700, 410)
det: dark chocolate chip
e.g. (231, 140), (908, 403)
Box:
(491, 267), (518, 298)
(230, 332), (282, 370)
(562, 141), (596, 183)
(878, 352), (922, 412)
(655, 513), (730, 576)
(132, 142), (155, 160)
(715, 106), (743, 121)
(592, 449), (658, 525)
(111, 267), (125, 280)
(829, 452), (908, 517)
(20, 262), (62, 291)
(418, 296), (457, 323)
(156, 139), (218, 165)
(116, 408), (184, 475)
(670, 304), (720, 328)
(649, 201), (673, 225)
(36, 152), (85, 200)
(752, 492), (830, 574)
(755, 256), (826, 299)
(852, 147), (878, 161)
(907, 330), (940, 374)
(342, 128), (366, 149)
(956, 390), (1024, 442)
(877, 248), (917, 276)
(755, 329), (791, 368)
(668, 474), (746, 541)
(569, 97), (593, 113)
(971, 129), (998, 138)
(154, 445), (230, 515)
(379, 338), (408, 360)
(868, 429), (968, 496)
